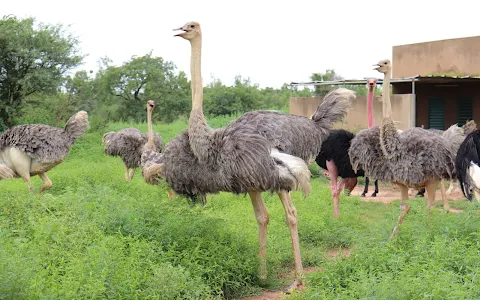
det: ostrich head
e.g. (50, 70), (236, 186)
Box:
(173, 21), (201, 40)
(373, 59), (391, 74)
(367, 78), (377, 88)
(147, 100), (156, 111)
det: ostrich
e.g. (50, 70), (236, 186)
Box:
(140, 21), (324, 291)
(416, 120), (477, 197)
(415, 120), (477, 197)
(313, 79), (378, 217)
(102, 112), (163, 182)
(349, 59), (456, 235)
(0, 111), (89, 192)
(456, 129), (480, 201)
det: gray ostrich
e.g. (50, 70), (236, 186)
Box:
(142, 21), (318, 291)
(416, 120), (477, 197)
(0, 111), (89, 192)
(349, 59), (456, 235)
(102, 107), (163, 182)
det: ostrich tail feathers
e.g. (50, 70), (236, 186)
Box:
(311, 88), (355, 128)
(64, 111), (89, 140)
(142, 162), (164, 185)
(0, 164), (16, 179)
(271, 149), (311, 197)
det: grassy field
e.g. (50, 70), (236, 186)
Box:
(1, 116), (480, 299)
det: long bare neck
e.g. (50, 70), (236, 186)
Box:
(379, 68), (398, 159)
(144, 108), (155, 151)
(383, 69), (392, 119)
(188, 35), (211, 163)
(190, 38), (203, 110)
(367, 86), (374, 128)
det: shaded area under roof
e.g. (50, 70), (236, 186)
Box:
(290, 75), (480, 86)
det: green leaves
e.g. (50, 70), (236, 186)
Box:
(0, 16), (83, 129)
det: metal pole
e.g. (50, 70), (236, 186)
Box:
(411, 79), (416, 128)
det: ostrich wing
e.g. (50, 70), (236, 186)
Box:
(0, 124), (73, 163)
(227, 111), (327, 162)
(103, 128), (145, 157)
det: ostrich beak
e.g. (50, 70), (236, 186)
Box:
(373, 64), (381, 71)
(173, 27), (186, 37)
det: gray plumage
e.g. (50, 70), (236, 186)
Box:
(0, 111), (89, 191)
(349, 117), (456, 188)
(103, 128), (163, 170)
(0, 111), (89, 164)
(227, 88), (355, 163)
(157, 118), (311, 198)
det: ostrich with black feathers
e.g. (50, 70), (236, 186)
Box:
(455, 129), (480, 201)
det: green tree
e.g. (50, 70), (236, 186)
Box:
(310, 69), (343, 96)
(98, 52), (190, 122)
(0, 15), (83, 129)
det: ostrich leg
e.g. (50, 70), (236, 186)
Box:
(445, 179), (455, 195)
(371, 180), (379, 197)
(326, 160), (340, 217)
(390, 184), (410, 238)
(278, 191), (303, 293)
(9, 148), (34, 191)
(127, 168), (136, 182)
(440, 180), (448, 211)
(248, 190), (270, 281)
(39, 173), (53, 192)
(361, 177), (370, 197)
(425, 179), (440, 210)
(123, 164), (130, 182)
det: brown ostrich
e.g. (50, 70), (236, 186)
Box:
(0, 111), (89, 192)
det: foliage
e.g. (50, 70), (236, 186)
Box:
(1, 116), (479, 299)
(0, 15), (83, 130)
(96, 52), (191, 123)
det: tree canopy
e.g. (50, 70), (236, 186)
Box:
(0, 15), (83, 129)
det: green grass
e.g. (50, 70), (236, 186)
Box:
(1, 116), (480, 299)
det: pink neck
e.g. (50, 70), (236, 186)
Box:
(367, 86), (374, 128)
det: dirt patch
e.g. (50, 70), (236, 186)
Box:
(242, 267), (318, 300)
(350, 185), (466, 207)
(326, 248), (352, 259)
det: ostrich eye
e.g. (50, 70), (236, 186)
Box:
(190, 24), (195, 28)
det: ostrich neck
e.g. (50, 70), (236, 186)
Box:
(367, 86), (374, 128)
(145, 108), (155, 151)
(188, 36), (212, 162)
(383, 69), (392, 119)
(379, 68), (398, 159)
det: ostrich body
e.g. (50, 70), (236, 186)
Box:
(142, 21), (314, 291)
(185, 88), (354, 205)
(103, 126), (163, 182)
(455, 130), (480, 201)
(415, 120), (477, 197)
(0, 111), (89, 192)
(349, 60), (456, 235)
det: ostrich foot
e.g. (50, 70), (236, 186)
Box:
(390, 225), (400, 238)
(371, 192), (377, 197)
(360, 192), (366, 197)
(284, 279), (303, 294)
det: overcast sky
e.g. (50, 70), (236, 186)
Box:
(4, 0), (480, 88)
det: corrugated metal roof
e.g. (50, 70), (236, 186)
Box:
(290, 75), (480, 86)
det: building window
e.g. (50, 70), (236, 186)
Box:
(428, 96), (445, 130)
(456, 96), (473, 126)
